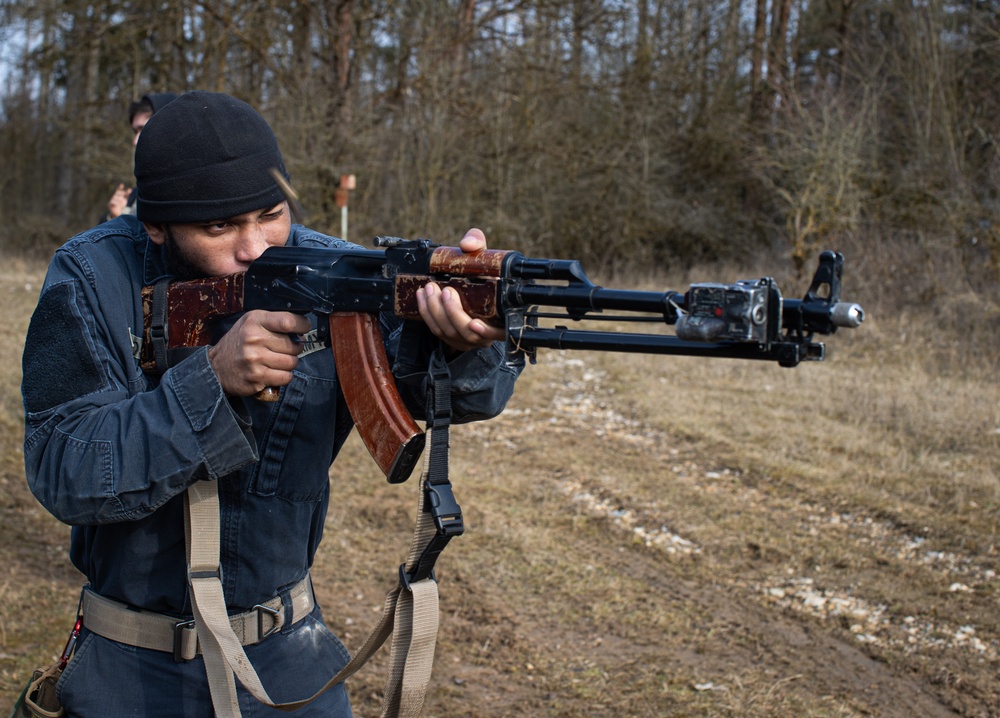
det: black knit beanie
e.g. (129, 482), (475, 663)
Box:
(135, 91), (288, 224)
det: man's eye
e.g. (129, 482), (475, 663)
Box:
(262, 208), (284, 221)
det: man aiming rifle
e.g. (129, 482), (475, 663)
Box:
(21, 91), (520, 717)
(19, 91), (864, 718)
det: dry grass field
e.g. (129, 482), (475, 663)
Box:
(1, 247), (998, 717)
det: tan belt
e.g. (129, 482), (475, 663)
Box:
(81, 575), (314, 662)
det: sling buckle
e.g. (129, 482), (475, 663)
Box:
(253, 603), (281, 640)
(425, 481), (464, 536)
(172, 619), (197, 662)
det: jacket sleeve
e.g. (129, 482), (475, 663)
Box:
(386, 316), (521, 425)
(21, 250), (257, 526)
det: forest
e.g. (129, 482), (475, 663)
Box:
(0, 0), (997, 283)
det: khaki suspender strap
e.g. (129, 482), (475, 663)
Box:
(185, 481), (271, 715)
(184, 444), (448, 717)
(187, 350), (459, 717)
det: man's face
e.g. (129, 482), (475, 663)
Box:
(131, 111), (153, 147)
(144, 202), (291, 279)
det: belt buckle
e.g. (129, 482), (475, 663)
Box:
(172, 619), (197, 663)
(253, 604), (281, 641)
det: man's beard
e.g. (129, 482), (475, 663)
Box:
(163, 225), (205, 280)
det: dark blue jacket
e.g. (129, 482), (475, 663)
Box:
(22, 216), (519, 615)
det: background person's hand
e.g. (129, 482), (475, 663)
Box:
(106, 183), (131, 219)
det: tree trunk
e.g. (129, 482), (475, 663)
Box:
(750, 0), (768, 127)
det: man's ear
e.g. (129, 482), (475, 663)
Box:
(144, 222), (167, 245)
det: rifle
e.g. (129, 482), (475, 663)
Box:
(141, 239), (864, 485)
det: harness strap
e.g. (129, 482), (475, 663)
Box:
(185, 480), (267, 714)
(189, 348), (458, 717)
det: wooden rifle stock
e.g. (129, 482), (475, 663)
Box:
(141, 274), (246, 352)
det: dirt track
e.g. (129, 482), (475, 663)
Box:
(411, 534), (963, 718)
(3, 280), (998, 716)
(314, 353), (998, 717)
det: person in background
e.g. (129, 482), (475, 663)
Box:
(101, 92), (178, 222)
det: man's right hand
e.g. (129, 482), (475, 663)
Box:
(207, 310), (311, 397)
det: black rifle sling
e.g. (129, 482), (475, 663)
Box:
(149, 277), (171, 373)
(404, 348), (464, 586)
(148, 277), (200, 374)
(381, 346), (462, 718)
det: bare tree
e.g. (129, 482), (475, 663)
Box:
(0, 0), (997, 277)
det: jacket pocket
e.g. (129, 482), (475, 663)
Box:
(247, 358), (345, 503)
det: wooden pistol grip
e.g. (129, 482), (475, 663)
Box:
(329, 313), (425, 484)
(255, 387), (281, 402)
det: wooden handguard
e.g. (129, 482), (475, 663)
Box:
(428, 245), (510, 275)
(329, 313), (425, 484)
(393, 245), (511, 326)
(394, 275), (504, 326)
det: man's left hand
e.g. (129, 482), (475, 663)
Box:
(416, 228), (506, 352)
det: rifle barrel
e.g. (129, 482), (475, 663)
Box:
(505, 284), (682, 321)
(509, 326), (824, 366)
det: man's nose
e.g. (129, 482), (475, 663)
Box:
(234, 224), (271, 264)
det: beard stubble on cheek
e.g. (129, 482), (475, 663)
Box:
(163, 225), (209, 280)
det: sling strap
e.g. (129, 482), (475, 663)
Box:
(146, 276), (200, 370)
